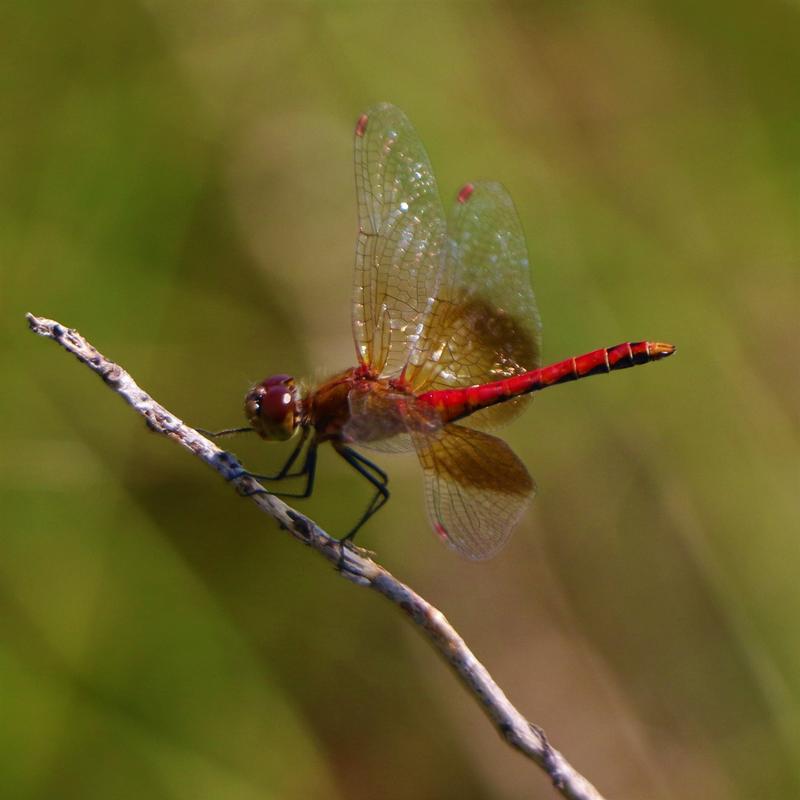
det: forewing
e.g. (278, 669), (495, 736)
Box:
(353, 104), (447, 377)
(411, 423), (535, 560)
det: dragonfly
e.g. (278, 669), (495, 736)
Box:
(230, 103), (674, 560)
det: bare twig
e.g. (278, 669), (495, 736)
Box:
(26, 313), (607, 800)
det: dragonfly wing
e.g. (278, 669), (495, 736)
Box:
(407, 182), (542, 429)
(343, 384), (441, 454)
(411, 423), (535, 560)
(353, 104), (448, 378)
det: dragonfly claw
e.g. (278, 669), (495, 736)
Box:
(337, 540), (375, 585)
(213, 450), (248, 481)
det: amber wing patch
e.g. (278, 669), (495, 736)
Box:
(411, 423), (535, 559)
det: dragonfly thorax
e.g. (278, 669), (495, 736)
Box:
(245, 374), (303, 441)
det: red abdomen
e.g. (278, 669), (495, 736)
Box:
(418, 341), (675, 423)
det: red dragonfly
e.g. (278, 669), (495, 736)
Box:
(236, 104), (674, 559)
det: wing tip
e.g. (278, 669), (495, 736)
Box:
(433, 522), (449, 542)
(457, 183), (475, 204)
(432, 512), (519, 561)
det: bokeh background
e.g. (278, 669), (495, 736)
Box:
(2, 2), (798, 798)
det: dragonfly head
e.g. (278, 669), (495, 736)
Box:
(245, 374), (303, 441)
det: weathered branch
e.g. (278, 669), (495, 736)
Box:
(26, 313), (607, 800)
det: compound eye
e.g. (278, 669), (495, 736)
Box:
(262, 383), (293, 418)
(244, 375), (298, 441)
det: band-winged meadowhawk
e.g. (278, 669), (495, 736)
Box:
(233, 104), (674, 559)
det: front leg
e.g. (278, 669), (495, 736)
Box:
(252, 426), (311, 481)
(236, 430), (318, 500)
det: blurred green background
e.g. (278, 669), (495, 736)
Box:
(2, 2), (798, 798)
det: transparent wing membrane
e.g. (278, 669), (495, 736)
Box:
(353, 111), (540, 400)
(349, 106), (542, 554)
(411, 424), (535, 560)
(353, 103), (447, 377)
(409, 181), (542, 428)
(343, 384), (440, 454)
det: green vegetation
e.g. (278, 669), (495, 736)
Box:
(1, 2), (798, 798)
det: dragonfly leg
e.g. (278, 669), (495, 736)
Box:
(207, 425), (314, 492)
(334, 445), (390, 542)
(198, 426), (254, 438)
(241, 441), (318, 500)
(244, 427), (312, 481)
